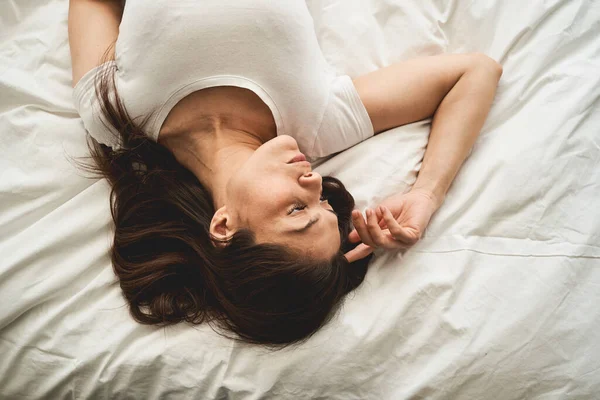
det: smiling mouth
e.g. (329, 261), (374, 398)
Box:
(287, 153), (307, 164)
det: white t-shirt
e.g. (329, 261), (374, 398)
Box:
(73, 0), (374, 158)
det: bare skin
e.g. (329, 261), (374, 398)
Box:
(158, 86), (278, 207)
(158, 87), (342, 259)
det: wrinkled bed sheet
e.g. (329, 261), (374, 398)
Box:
(1, 0), (599, 398)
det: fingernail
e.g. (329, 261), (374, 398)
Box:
(366, 209), (371, 217)
(379, 206), (384, 214)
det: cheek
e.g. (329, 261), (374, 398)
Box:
(231, 175), (276, 202)
(249, 182), (288, 215)
(228, 175), (289, 226)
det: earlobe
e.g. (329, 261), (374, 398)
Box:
(209, 206), (235, 247)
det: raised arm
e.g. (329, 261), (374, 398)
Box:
(353, 53), (503, 205)
(68, 0), (124, 87)
(345, 53), (502, 262)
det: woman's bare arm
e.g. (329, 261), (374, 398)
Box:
(353, 53), (503, 206)
(68, 0), (124, 87)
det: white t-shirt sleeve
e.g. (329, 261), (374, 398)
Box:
(310, 75), (374, 158)
(72, 61), (122, 148)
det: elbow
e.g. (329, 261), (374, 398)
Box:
(471, 52), (503, 80)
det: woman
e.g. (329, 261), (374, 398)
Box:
(69, 0), (502, 348)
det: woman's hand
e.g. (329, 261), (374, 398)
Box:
(343, 189), (441, 262)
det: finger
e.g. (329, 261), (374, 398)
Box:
(344, 243), (375, 263)
(375, 206), (387, 228)
(381, 206), (418, 244)
(348, 228), (361, 244)
(350, 209), (385, 243)
(366, 208), (391, 247)
(351, 210), (377, 248)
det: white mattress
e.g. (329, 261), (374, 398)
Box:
(1, 0), (599, 398)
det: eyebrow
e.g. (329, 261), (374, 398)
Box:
(291, 214), (321, 234)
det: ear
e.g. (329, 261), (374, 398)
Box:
(209, 206), (236, 247)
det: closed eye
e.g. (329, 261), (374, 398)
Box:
(288, 204), (307, 215)
(287, 194), (335, 216)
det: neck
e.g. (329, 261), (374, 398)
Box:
(161, 127), (263, 209)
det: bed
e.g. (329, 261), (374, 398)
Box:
(1, 0), (599, 398)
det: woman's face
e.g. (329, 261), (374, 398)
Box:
(224, 135), (341, 259)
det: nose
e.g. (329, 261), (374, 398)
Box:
(299, 171), (322, 189)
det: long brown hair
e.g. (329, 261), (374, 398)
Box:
(81, 59), (372, 349)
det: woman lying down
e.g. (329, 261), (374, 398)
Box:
(68, 0), (502, 348)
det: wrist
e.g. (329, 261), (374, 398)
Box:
(409, 184), (446, 210)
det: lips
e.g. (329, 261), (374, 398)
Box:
(288, 153), (307, 164)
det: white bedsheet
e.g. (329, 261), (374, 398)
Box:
(1, 0), (599, 398)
